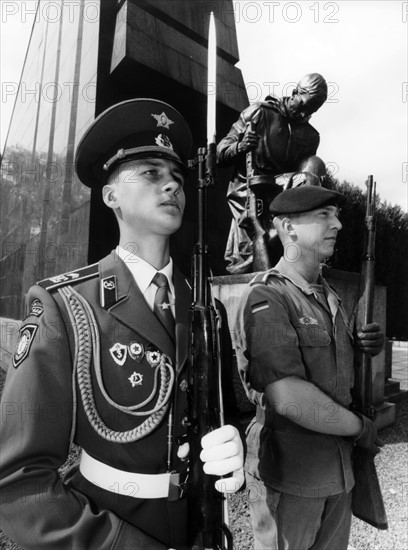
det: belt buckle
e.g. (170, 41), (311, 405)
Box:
(168, 471), (189, 501)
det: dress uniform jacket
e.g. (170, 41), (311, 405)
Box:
(0, 251), (196, 549)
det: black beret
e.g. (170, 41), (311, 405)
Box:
(269, 186), (342, 215)
(75, 98), (193, 188)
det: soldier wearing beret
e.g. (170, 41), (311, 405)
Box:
(0, 99), (244, 550)
(217, 73), (329, 274)
(234, 186), (384, 549)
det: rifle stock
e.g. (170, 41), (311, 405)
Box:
(352, 175), (388, 530)
(352, 448), (388, 529)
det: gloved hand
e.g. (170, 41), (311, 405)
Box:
(237, 127), (259, 154)
(200, 425), (245, 494)
(354, 413), (381, 455)
(356, 323), (384, 356)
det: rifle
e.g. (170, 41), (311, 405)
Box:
(185, 13), (233, 550)
(352, 175), (388, 530)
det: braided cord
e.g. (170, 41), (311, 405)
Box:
(59, 286), (175, 443)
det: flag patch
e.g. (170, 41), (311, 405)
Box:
(251, 301), (269, 314)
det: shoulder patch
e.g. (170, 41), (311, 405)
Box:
(13, 324), (38, 368)
(37, 263), (99, 291)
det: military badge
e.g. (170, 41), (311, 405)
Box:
(100, 275), (117, 308)
(13, 324), (38, 368)
(128, 342), (144, 362)
(145, 348), (161, 368)
(155, 134), (173, 150)
(151, 111), (174, 129)
(103, 279), (115, 291)
(128, 371), (143, 388)
(109, 343), (128, 366)
(299, 316), (318, 326)
(179, 379), (188, 392)
(29, 299), (44, 318)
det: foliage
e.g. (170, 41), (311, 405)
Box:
(328, 178), (408, 340)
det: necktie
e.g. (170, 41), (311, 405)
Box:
(152, 272), (175, 341)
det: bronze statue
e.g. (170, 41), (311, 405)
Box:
(217, 73), (328, 273)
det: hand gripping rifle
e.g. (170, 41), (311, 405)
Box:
(352, 175), (388, 529)
(185, 13), (233, 550)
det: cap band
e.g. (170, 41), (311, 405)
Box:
(103, 146), (184, 173)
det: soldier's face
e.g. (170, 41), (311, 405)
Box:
(287, 90), (319, 120)
(288, 206), (342, 262)
(105, 157), (186, 238)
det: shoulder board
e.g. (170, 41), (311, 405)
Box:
(37, 263), (99, 291)
(249, 270), (284, 286)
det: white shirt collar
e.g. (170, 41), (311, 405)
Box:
(115, 245), (175, 296)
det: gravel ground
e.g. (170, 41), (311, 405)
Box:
(1, 366), (407, 550)
(228, 400), (408, 550)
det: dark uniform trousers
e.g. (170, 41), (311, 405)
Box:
(0, 251), (194, 549)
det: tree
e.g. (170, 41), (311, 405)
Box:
(328, 179), (408, 340)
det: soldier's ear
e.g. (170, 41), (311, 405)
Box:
(102, 184), (118, 210)
(282, 217), (296, 236)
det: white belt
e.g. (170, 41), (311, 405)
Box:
(79, 450), (172, 499)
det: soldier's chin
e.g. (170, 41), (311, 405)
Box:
(161, 216), (183, 235)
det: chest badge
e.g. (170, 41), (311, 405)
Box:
(128, 371), (143, 387)
(128, 342), (144, 362)
(109, 343), (128, 366)
(299, 316), (318, 325)
(146, 349), (161, 368)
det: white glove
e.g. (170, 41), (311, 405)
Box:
(200, 425), (245, 494)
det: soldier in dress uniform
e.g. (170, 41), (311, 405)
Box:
(0, 99), (244, 549)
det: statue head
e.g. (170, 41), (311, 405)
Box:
(286, 73), (328, 120)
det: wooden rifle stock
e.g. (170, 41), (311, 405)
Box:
(186, 146), (233, 549)
(352, 175), (388, 530)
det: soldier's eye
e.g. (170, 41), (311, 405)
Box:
(144, 170), (159, 177)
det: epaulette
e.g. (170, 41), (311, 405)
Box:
(37, 263), (99, 291)
(249, 269), (284, 286)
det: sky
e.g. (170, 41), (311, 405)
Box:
(1, 0), (407, 211)
(234, 0), (408, 211)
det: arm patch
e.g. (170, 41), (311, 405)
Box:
(13, 324), (38, 368)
